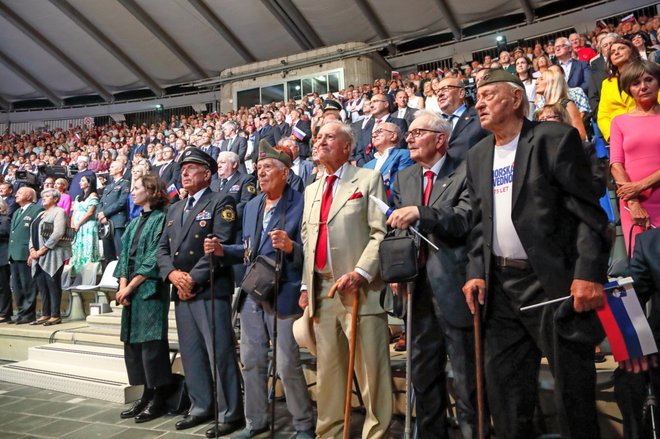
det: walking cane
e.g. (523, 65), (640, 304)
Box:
(645, 370), (658, 439)
(270, 243), (284, 438)
(473, 295), (485, 439)
(207, 234), (219, 439)
(328, 281), (358, 439)
(402, 281), (414, 439)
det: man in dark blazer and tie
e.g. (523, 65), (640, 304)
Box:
(272, 110), (291, 144)
(97, 160), (130, 263)
(437, 77), (490, 162)
(462, 70), (610, 439)
(0, 183), (18, 218)
(157, 148), (244, 436)
(390, 90), (416, 126)
(288, 109), (312, 160)
(153, 146), (178, 186)
(387, 111), (482, 438)
(220, 121), (248, 173)
(251, 113), (277, 166)
(554, 37), (591, 94)
(198, 132), (220, 162)
(353, 94), (408, 167)
(8, 187), (42, 324)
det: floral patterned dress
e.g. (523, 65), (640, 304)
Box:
(70, 194), (100, 275)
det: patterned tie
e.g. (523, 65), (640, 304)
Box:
(182, 196), (195, 222)
(315, 175), (338, 271)
(220, 178), (228, 191)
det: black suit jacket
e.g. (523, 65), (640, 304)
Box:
(220, 137), (248, 173)
(466, 119), (610, 310)
(391, 156), (473, 328)
(290, 119), (312, 159)
(390, 107), (416, 126)
(273, 122), (292, 144)
(154, 161), (178, 186)
(200, 145), (220, 161)
(157, 188), (237, 301)
(209, 172), (256, 229)
(4, 196), (17, 218)
(251, 125), (277, 164)
(630, 229), (660, 342)
(588, 56), (608, 120)
(447, 106), (490, 162)
(0, 214), (10, 266)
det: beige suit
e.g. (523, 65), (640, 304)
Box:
(302, 164), (392, 438)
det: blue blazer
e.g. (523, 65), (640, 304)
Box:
(224, 185), (304, 317)
(565, 59), (591, 94)
(364, 148), (416, 201)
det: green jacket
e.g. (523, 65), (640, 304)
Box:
(114, 209), (169, 344)
(9, 203), (43, 262)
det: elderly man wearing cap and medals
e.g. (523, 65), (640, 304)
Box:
(462, 69), (610, 439)
(205, 142), (315, 438)
(156, 148), (244, 437)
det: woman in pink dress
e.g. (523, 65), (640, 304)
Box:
(610, 60), (660, 251)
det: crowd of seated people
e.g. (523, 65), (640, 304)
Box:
(0, 13), (658, 438)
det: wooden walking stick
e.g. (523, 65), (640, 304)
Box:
(473, 295), (485, 439)
(328, 281), (359, 439)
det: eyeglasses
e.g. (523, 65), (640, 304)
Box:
(436, 85), (463, 94)
(371, 128), (396, 137)
(538, 115), (561, 121)
(404, 128), (443, 139)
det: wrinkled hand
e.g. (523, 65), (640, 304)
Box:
(335, 271), (367, 297)
(299, 290), (309, 309)
(168, 270), (195, 296)
(270, 230), (293, 254)
(203, 237), (224, 256)
(29, 248), (39, 260)
(627, 201), (651, 230)
(115, 287), (132, 306)
(177, 287), (195, 301)
(462, 278), (486, 315)
(27, 256), (33, 267)
(571, 279), (605, 312)
(617, 181), (644, 201)
(97, 212), (106, 222)
(387, 206), (421, 230)
(619, 355), (658, 373)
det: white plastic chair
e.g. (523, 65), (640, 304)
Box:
(63, 262), (101, 320)
(73, 260), (119, 304)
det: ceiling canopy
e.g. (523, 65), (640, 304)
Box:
(0, 0), (579, 110)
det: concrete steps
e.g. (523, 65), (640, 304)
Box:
(0, 343), (142, 403)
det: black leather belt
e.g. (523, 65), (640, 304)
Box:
(493, 256), (530, 270)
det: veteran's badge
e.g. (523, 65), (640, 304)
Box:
(246, 184), (256, 194)
(221, 206), (236, 222)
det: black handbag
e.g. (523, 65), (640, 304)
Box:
(378, 230), (418, 283)
(41, 221), (75, 242)
(240, 196), (287, 302)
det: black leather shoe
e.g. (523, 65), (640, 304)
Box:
(175, 415), (212, 431)
(0, 317), (11, 323)
(134, 401), (165, 423)
(120, 399), (149, 419)
(205, 419), (246, 438)
(15, 318), (35, 325)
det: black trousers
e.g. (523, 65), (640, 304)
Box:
(0, 265), (11, 318)
(34, 264), (63, 318)
(10, 260), (36, 320)
(484, 265), (599, 439)
(410, 273), (481, 439)
(614, 367), (660, 439)
(124, 339), (172, 389)
(102, 227), (124, 262)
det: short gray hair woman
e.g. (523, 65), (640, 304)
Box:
(28, 188), (71, 326)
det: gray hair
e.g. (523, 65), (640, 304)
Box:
(380, 121), (402, 144)
(217, 151), (239, 166)
(0, 198), (7, 215)
(321, 120), (355, 150)
(555, 37), (571, 48)
(412, 110), (452, 138)
(41, 188), (61, 201)
(597, 32), (620, 51)
(20, 187), (37, 203)
(222, 121), (239, 132)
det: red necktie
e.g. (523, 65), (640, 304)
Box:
(315, 175), (338, 271)
(423, 171), (434, 206)
(419, 171), (434, 267)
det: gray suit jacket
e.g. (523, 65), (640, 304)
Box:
(29, 207), (72, 277)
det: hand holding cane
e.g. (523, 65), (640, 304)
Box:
(328, 281), (359, 439)
(206, 234), (219, 439)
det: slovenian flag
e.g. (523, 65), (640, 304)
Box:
(596, 277), (658, 361)
(621, 13), (636, 24)
(292, 125), (306, 141)
(167, 184), (179, 201)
